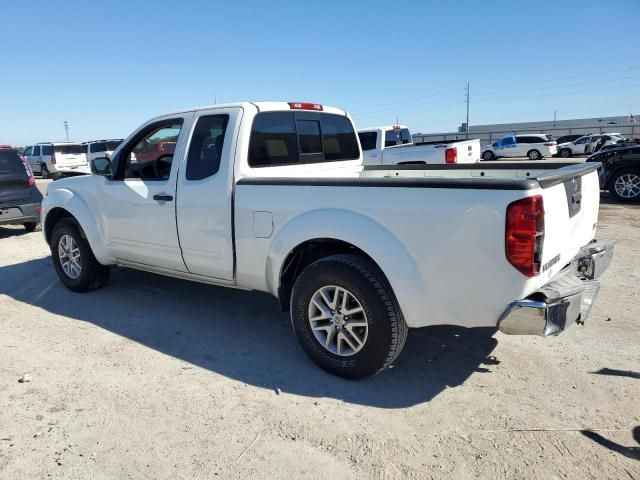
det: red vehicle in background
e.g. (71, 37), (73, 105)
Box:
(133, 141), (176, 163)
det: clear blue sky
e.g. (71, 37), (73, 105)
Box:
(1, 0), (639, 145)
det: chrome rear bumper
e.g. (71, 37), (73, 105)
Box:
(499, 240), (613, 337)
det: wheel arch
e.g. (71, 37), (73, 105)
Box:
(266, 209), (427, 328)
(43, 189), (114, 264)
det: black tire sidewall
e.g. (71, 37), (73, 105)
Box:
(609, 168), (640, 202)
(50, 219), (103, 292)
(290, 256), (397, 379)
(482, 151), (493, 161)
(560, 149), (571, 158)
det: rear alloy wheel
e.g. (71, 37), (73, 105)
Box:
(609, 169), (640, 203)
(527, 149), (542, 160)
(41, 164), (50, 179)
(482, 150), (495, 161)
(290, 254), (408, 379)
(50, 218), (110, 292)
(560, 149), (572, 158)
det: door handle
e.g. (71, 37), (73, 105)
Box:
(153, 194), (173, 202)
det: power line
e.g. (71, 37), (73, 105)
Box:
(471, 83), (640, 103)
(472, 65), (640, 92)
(474, 74), (640, 96)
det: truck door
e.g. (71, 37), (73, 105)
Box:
(175, 107), (242, 280)
(100, 115), (191, 272)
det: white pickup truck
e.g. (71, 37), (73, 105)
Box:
(42, 101), (613, 379)
(358, 125), (480, 166)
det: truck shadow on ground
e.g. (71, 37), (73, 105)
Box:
(1, 257), (499, 409)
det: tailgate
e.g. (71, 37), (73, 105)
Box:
(57, 153), (87, 167)
(536, 163), (601, 281)
(0, 172), (31, 205)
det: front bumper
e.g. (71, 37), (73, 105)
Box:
(499, 240), (614, 336)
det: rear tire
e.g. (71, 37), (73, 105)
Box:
(559, 148), (572, 158)
(50, 218), (110, 292)
(527, 149), (542, 160)
(41, 165), (50, 179)
(23, 222), (40, 232)
(482, 150), (495, 161)
(608, 168), (640, 203)
(290, 254), (408, 379)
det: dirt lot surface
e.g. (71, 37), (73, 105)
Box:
(1, 179), (638, 479)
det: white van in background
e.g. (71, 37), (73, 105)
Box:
(481, 135), (557, 161)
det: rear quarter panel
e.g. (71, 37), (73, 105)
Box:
(234, 183), (547, 329)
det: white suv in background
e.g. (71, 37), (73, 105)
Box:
(556, 133), (625, 157)
(481, 134), (557, 160)
(23, 142), (87, 178)
(82, 139), (123, 164)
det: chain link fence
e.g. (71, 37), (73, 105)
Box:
(413, 124), (638, 146)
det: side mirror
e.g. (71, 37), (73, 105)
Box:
(91, 157), (112, 176)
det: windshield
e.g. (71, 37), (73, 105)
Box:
(385, 128), (411, 147)
(54, 144), (84, 154)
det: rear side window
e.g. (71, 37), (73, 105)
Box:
(248, 112), (359, 167)
(105, 140), (122, 151)
(55, 144), (83, 154)
(91, 142), (107, 153)
(0, 149), (24, 175)
(186, 114), (229, 180)
(33, 146), (41, 156)
(385, 128), (411, 147)
(42, 145), (52, 155)
(358, 132), (377, 151)
(517, 136), (543, 144)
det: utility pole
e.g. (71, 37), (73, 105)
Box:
(63, 121), (69, 142)
(465, 82), (470, 139)
(553, 109), (557, 127)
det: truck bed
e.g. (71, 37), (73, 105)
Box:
(234, 161), (601, 330)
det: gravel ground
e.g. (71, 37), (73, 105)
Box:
(0, 179), (638, 479)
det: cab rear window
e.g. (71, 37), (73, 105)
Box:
(248, 112), (359, 167)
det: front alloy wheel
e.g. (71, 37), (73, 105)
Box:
(58, 234), (82, 279)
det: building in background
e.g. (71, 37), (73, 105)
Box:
(413, 114), (639, 145)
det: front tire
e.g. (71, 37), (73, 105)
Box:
(290, 254), (408, 379)
(50, 218), (110, 292)
(527, 149), (542, 160)
(609, 168), (640, 203)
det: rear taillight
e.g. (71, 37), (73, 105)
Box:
(505, 195), (544, 277)
(288, 102), (323, 111)
(18, 154), (35, 185)
(445, 147), (457, 164)
(50, 152), (56, 165)
(544, 142), (556, 147)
